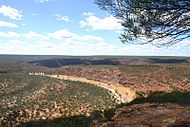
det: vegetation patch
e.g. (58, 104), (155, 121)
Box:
(129, 91), (190, 105)
(0, 73), (117, 126)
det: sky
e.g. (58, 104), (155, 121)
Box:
(0, 0), (189, 56)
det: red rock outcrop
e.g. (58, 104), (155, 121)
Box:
(92, 103), (190, 127)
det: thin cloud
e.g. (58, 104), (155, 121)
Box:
(0, 5), (23, 20)
(0, 31), (48, 40)
(83, 12), (94, 16)
(1, 39), (189, 56)
(47, 29), (104, 42)
(0, 20), (18, 28)
(34, 0), (51, 3)
(32, 13), (39, 16)
(80, 13), (122, 31)
(23, 31), (48, 40)
(55, 14), (71, 22)
(0, 29), (104, 42)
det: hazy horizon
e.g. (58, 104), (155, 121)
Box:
(0, 54), (190, 58)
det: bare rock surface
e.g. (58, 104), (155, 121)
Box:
(92, 103), (190, 127)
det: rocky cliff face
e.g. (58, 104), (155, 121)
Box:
(92, 103), (190, 127)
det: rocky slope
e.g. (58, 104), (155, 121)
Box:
(25, 63), (190, 127)
(92, 103), (190, 127)
(37, 64), (190, 95)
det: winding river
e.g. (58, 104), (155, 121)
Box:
(29, 73), (137, 103)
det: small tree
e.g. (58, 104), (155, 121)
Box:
(95, 0), (190, 46)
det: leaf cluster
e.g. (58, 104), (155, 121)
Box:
(95, 0), (190, 46)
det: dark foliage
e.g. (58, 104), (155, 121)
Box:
(18, 91), (190, 127)
(146, 58), (188, 64)
(18, 105), (125, 127)
(28, 58), (118, 68)
(95, 0), (190, 46)
(19, 115), (91, 127)
(129, 91), (190, 105)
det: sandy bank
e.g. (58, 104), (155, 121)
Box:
(29, 73), (137, 103)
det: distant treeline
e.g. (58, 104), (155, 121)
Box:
(146, 58), (188, 64)
(29, 58), (189, 68)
